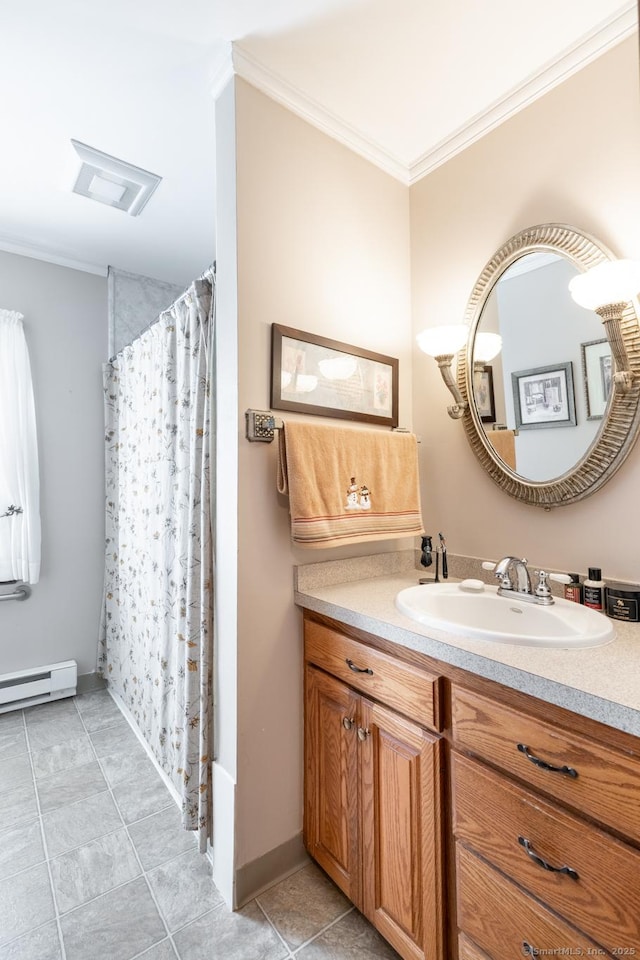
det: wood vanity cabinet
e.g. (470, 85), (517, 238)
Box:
(304, 616), (444, 960)
(302, 611), (640, 960)
(451, 685), (640, 958)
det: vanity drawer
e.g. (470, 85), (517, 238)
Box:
(457, 934), (492, 960)
(456, 844), (611, 960)
(304, 620), (441, 731)
(451, 685), (640, 840)
(452, 752), (640, 954)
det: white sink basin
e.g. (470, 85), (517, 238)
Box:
(395, 581), (615, 648)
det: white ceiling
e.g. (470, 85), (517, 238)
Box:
(0, 0), (636, 286)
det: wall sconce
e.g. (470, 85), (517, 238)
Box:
(416, 324), (469, 419)
(473, 332), (503, 370)
(569, 260), (640, 393)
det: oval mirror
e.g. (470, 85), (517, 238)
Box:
(458, 224), (640, 507)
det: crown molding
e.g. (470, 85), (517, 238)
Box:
(210, 43), (235, 102)
(408, 2), (638, 183)
(232, 4), (636, 187)
(0, 235), (108, 276)
(231, 45), (409, 183)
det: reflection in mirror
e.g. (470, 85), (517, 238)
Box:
(472, 252), (611, 482)
(459, 224), (640, 508)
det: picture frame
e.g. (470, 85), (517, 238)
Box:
(473, 364), (496, 423)
(581, 338), (612, 420)
(511, 361), (576, 431)
(271, 324), (399, 426)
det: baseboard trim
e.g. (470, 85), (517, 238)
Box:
(235, 832), (310, 907)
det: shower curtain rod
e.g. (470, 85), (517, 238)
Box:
(107, 261), (215, 364)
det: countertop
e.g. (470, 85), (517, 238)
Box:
(295, 566), (640, 738)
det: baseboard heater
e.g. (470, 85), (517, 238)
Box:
(0, 660), (77, 714)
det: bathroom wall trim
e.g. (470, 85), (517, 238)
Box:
(234, 832), (310, 908)
(231, 3), (636, 187)
(408, 2), (638, 183)
(0, 234), (108, 277)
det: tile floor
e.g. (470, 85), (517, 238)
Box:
(0, 690), (400, 960)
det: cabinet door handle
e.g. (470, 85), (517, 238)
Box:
(357, 727), (370, 742)
(517, 743), (578, 779)
(342, 717), (355, 730)
(517, 836), (579, 881)
(346, 658), (373, 676)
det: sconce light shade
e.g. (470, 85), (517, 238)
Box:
(416, 324), (468, 357)
(474, 331), (503, 364)
(568, 260), (640, 310)
(416, 324), (468, 419)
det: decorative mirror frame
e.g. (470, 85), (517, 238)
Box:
(457, 223), (640, 509)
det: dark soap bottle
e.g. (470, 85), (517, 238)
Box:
(564, 574), (583, 604)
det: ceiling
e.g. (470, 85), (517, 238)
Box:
(0, 0), (636, 287)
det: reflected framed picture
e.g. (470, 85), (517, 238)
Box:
(581, 338), (612, 420)
(512, 361), (576, 430)
(271, 324), (398, 426)
(473, 364), (496, 423)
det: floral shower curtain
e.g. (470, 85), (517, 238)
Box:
(98, 273), (214, 849)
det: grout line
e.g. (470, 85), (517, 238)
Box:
(74, 696), (183, 960)
(253, 898), (296, 959)
(7, 694), (367, 960)
(21, 708), (69, 960)
(127, 938), (179, 960)
(288, 906), (356, 956)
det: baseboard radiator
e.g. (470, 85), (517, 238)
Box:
(0, 660), (77, 714)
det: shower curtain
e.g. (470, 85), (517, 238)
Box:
(98, 273), (214, 849)
(0, 310), (41, 584)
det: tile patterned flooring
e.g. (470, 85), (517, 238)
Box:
(0, 690), (400, 960)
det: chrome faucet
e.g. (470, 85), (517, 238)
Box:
(491, 556), (555, 606)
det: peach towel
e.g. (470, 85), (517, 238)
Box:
(277, 421), (424, 548)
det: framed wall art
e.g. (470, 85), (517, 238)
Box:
(512, 361), (576, 430)
(473, 364), (496, 423)
(581, 338), (612, 420)
(271, 324), (399, 426)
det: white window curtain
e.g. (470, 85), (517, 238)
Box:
(0, 310), (41, 583)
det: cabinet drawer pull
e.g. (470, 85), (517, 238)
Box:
(342, 717), (355, 730)
(517, 743), (578, 778)
(517, 836), (579, 881)
(346, 658), (373, 676)
(357, 727), (370, 742)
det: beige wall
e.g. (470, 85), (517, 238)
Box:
(410, 37), (640, 582)
(233, 78), (413, 871)
(220, 34), (640, 891)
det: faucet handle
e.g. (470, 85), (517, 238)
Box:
(534, 570), (552, 599)
(481, 561), (496, 571)
(549, 572), (572, 585)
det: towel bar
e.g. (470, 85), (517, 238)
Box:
(245, 409), (419, 443)
(0, 584), (31, 602)
(245, 410), (283, 442)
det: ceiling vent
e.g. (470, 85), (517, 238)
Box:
(70, 140), (162, 216)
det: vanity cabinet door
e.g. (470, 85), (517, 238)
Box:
(304, 665), (361, 905)
(304, 655), (444, 960)
(360, 698), (443, 960)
